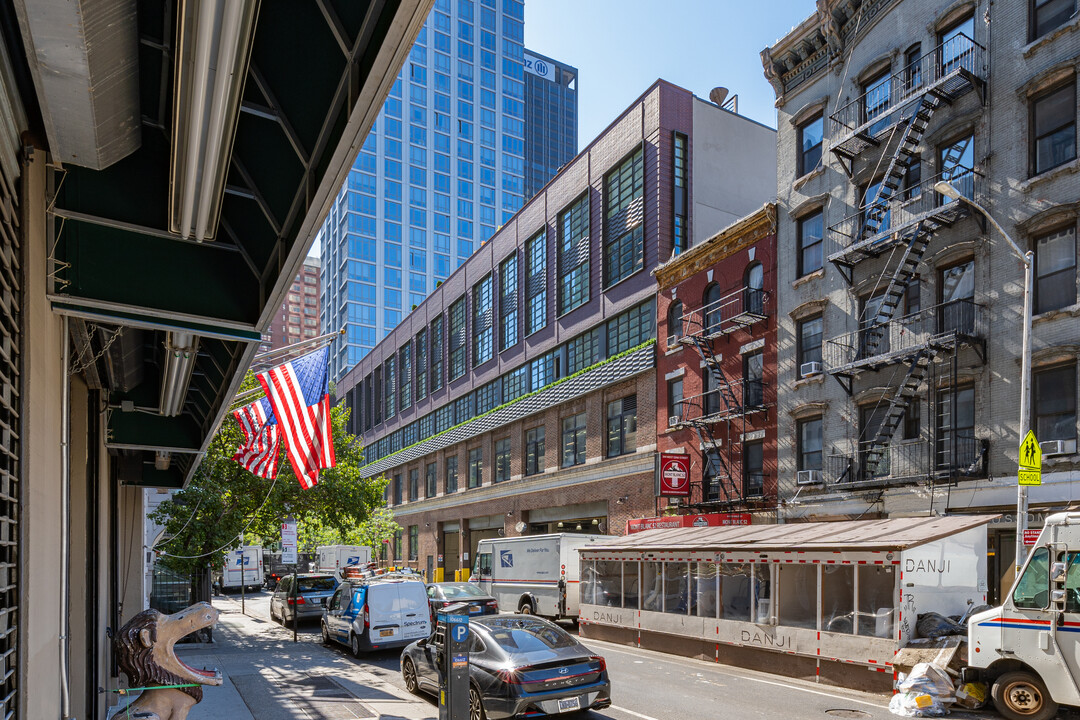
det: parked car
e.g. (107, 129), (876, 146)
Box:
(400, 615), (611, 719)
(269, 573), (338, 624)
(426, 582), (499, 620)
(321, 574), (431, 655)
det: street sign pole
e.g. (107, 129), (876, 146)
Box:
(292, 568), (298, 643)
(241, 549), (246, 616)
(1016, 252), (1035, 577)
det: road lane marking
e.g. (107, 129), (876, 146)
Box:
(590, 641), (887, 710)
(610, 706), (663, 720)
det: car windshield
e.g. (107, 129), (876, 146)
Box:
(481, 618), (577, 652)
(297, 577), (337, 592)
(438, 583), (488, 599)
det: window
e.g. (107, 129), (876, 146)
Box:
(936, 386), (976, 470)
(797, 114), (823, 176)
(604, 147), (645, 286)
(392, 473), (403, 505)
(445, 455), (459, 493)
(703, 449), (723, 501)
(703, 283), (723, 335)
(426, 462), (437, 498)
(525, 426), (545, 476)
(904, 44), (922, 92)
(500, 253), (519, 349)
(468, 448), (483, 488)
(673, 133), (688, 255)
(797, 315), (823, 371)
(743, 351), (764, 408)
(902, 400), (922, 441)
(1013, 546), (1049, 610)
(703, 366), (722, 416)
(558, 194), (590, 313)
(939, 260), (975, 334)
(744, 442), (764, 496)
(1036, 226), (1076, 313)
(525, 231), (547, 335)
(862, 69), (891, 135)
(606, 300), (654, 355)
(939, 15), (975, 76)
(567, 328), (600, 374)
(415, 330), (428, 400)
(1035, 364), (1077, 444)
(448, 296), (467, 380)
(495, 437), (511, 482)
(859, 293), (891, 358)
(798, 417), (822, 471)
(1032, 0), (1075, 41)
(430, 316), (444, 391)
(668, 378), (684, 421)
(1032, 81), (1077, 176)
(606, 396), (637, 458)
(385, 356), (397, 419)
(409, 525), (418, 561)
(561, 413), (587, 467)
(473, 274), (493, 365)
(745, 262), (764, 316)
(399, 344), (412, 410)
(797, 211), (823, 277)
(409, 468), (419, 501)
(667, 301), (684, 345)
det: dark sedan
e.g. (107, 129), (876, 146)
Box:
(427, 582), (499, 619)
(400, 615), (610, 719)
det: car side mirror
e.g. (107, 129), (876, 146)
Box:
(1052, 562), (1067, 584)
(1052, 588), (1067, 610)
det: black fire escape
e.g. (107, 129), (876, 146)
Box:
(822, 33), (989, 488)
(673, 285), (769, 509)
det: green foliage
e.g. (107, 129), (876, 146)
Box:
(150, 371), (391, 578)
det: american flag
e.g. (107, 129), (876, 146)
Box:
(257, 346), (336, 490)
(232, 397), (281, 479)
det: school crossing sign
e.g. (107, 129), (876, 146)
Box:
(1018, 430), (1042, 486)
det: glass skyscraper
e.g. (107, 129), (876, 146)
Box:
(522, 50), (577, 200)
(320, 0), (573, 384)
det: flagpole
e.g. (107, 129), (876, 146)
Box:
(252, 329), (344, 366)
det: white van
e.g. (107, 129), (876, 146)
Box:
(471, 534), (605, 619)
(217, 546), (263, 592)
(968, 512), (1080, 720)
(315, 545), (371, 576)
(320, 575), (430, 655)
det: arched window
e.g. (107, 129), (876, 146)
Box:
(704, 283), (723, 334)
(668, 300), (684, 345)
(744, 263), (764, 316)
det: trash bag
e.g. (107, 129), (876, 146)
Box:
(890, 663), (955, 717)
(955, 681), (988, 710)
(888, 691), (947, 717)
(917, 611), (966, 638)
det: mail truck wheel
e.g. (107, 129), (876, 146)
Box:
(992, 671), (1058, 720)
(518, 598), (533, 615)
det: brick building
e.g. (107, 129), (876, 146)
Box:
(765, 0), (1080, 600)
(654, 204), (778, 522)
(339, 80), (776, 578)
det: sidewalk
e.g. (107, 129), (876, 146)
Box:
(174, 597), (438, 720)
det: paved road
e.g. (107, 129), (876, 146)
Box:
(221, 589), (1002, 720)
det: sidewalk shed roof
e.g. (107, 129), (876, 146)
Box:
(588, 515), (999, 553)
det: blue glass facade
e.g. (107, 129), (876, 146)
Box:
(523, 50), (578, 200)
(322, 0), (566, 384)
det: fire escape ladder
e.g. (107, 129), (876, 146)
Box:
(940, 134), (971, 178)
(685, 333), (740, 414)
(695, 423), (737, 505)
(862, 221), (935, 357)
(862, 350), (934, 476)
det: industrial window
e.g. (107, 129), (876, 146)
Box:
(1035, 226), (1076, 313)
(415, 330), (428, 400)
(797, 211), (823, 277)
(445, 455), (459, 493)
(426, 462), (438, 498)
(744, 442), (764, 496)
(373, 366), (382, 425)
(1031, 0), (1075, 41)
(525, 426), (545, 476)
(567, 328), (600, 375)
(409, 525), (419, 561)
(606, 396), (637, 458)
(1031, 81), (1077, 176)
(475, 379), (500, 414)
(500, 253), (519, 350)
(562, 413), (587, 467)
(558, 193), (590, 313)
(430, 316), (444, 391)
(797, 315), (823, 371)
(604, 147), (645, 286)
(385, 356), (397, 419)
(743, 351), (764, 408)
(468, 448), (483, 488)
(1035, 364), (1077, 444)
(409, 468), (419, 501)
(448, 296), (467, 380)
(393, 473), (403, 505)
(530, 351), (556, 390)
(525, 230), (548, 335)
(399, 344), (412, 410)
(606, 299), (655, 356)
(797, 114), (823, 176)
(667, 300), (684, 345)
(797, 417), (822, 471)
(504, 366), (527, 402)
(495, 437), (511, 482)
(668, 378), (684, 422)
(473, 274), (493, 366)
(673, 132), (688, 255)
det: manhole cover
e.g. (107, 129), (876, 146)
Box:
(824, 711), (871, 719)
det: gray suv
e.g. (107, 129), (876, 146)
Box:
(270, 573), (338, 624)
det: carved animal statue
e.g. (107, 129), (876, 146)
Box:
(113, 602), (222, 720)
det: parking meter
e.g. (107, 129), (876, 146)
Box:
(437, 602), (470, 720)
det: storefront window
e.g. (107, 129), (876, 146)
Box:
(1014, 546), (1050, 609)
(822, 565), (855, 634)
(694, 562), (719, 618)
(778, 564), (817, 629)
(642, 561), (662, 612)
(721, 563), (752, 621)
(664, 562), (689, 614)
(594, 561), (622, 607)
(858, 565), (896, 637)
(754, 564), (772, 623)
(624, 560), (640, 610)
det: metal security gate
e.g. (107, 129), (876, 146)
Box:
(0, 151), (21, 719)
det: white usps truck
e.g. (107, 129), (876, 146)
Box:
(316, 545), (372, 577)
(471, 534), (604, 620)
(219, 546), (263, 592)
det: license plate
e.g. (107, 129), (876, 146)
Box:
(379, 629), (394, 637)
(469, 606), (481, 613)
(557, 697), (580, 712)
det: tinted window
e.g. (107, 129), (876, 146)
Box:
(481, 618), (577, 652)
(1014, 546), (1050, 609)
(438, 583), (488, 598)
(298, 577), (337, 593)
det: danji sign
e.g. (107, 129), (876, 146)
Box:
(656, 452), (691, 497)
(626, 513), (752, 534)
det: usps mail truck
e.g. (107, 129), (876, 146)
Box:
(219, 546), (264, 592)
(316, 545), (372, 577)
(471, 534), (604, 620)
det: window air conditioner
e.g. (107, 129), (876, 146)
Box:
(796, 469), (822, 485)
(668, 414), (682, 428)
(1041, 439), (1077, 457)
(800, 361), (822, 378)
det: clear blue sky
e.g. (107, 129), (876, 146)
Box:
(524, 0), (818, 144)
